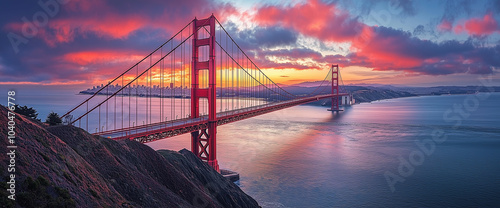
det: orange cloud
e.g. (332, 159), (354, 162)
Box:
(63, 51), (143, 65)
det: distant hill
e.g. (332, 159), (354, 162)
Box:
(0, 106), (260, 208)
(401, 86), (500, 95)
(284, 82), (500, 104)
(280, 85), (416, 104)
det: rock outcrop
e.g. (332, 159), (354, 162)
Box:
(0, 105), (259, 207)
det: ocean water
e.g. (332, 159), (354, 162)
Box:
(148, 93), (500, 207)
(3, 86), (500, 207)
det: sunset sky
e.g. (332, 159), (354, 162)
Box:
(1, 0), (500, 89)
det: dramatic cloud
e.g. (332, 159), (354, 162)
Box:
(4, 0), (237, 47)
(264, 48), (323, 60)
(256, 48), (324, 70)
(222, 22), (298, 50)
(457, 13), (500, 36)
(254, 27), (298, 48)
(248, 0), (500, 75)
(0, 0), (237, 84)
(254, 0), (368, 43)
(332, 26), (500, 75)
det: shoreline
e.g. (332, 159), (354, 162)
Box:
(306, 91), (500, 108)
(359, 91), (500, 103)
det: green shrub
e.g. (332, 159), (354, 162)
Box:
(14, 105), (39, 120)
(46, 112), (62, 126)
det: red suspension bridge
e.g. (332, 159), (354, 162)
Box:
(62, 15), (350, 172)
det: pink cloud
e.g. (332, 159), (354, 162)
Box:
(49, 15), (146, 40)
(454, 13), (499, 36)
(454, 24), (464, 34)
(254, 0), (368, 43)
(250, 1), (499, 75)
(4, 0), (238, 47)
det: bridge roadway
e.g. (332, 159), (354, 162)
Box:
(96, 93), (348, 143)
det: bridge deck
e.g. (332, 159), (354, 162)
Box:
(96, 93), (348, 142)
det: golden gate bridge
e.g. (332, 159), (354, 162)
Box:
(62, 15), (350, 172)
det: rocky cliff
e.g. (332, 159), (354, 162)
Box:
(0, 105), (259, 207)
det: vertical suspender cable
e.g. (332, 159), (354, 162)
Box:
(129, 75), (131, 131)
(106, 84), (108, 130)
(149, 55), (152, 126)
(122, 76), (124, 131)
(114, 85), (116, 130)
(136, 65), (138, 133)
(98, 105), (100, 133)
(86, 101), (88, 131)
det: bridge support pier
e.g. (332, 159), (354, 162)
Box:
(191, 15), (219, 172)
(190, 122), (219, 172)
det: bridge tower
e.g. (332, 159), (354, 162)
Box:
(328, 64), (342, 112)
(191, 15), (219, 172)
